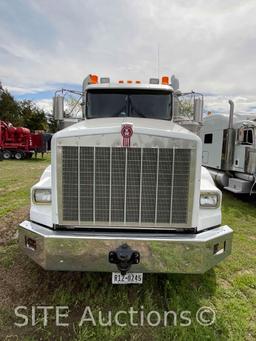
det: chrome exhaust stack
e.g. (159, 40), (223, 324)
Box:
(228, 100), (234, 129)
(224, 100), (236, 171)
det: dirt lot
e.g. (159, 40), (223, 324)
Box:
(0, 155), (256, 340)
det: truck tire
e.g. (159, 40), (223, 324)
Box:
(14, 151), (25, 160)
(2, 150), (12, 160)
(0, 151), (3, 161)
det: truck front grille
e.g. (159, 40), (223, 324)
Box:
(60, 146), (193, 228)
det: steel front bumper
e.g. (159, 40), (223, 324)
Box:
(19, 221), (233, 273)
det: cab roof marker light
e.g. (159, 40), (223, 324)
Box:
(127, 80), (132, 84)
(89, 74), (98, 84)
(161, 76), (169, 85)
(149, 78), (159, 84)
(100, 77), (110, 84)
(135, 80), (141, 84)
(118, 80), (124, 83)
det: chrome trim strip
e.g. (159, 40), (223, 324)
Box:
(187, 149), (197, 225)
(155, 148), (159, 223)
(170, 146), (175, 224)
(55, 224), (194, 231)
(93, 146), (96, 224)
(56, 146), (63, 224)
(78, 146), (81, 224)
(139, 148), (143, 225)
(124, 148), (128, 223)
(109, 147), (112, 224)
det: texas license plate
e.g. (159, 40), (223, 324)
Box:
(112, 272), (143, 284)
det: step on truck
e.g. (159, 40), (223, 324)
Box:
(201, 101), (256, 194)
(19, 74), (233, 284)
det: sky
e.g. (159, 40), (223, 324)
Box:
(1, 0), (256, 114)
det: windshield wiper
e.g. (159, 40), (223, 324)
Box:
(129, 101), (146, 118)
(131, 109), (146, 118)
(111, 104), (128, 117)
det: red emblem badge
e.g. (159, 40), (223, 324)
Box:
(121, 123), (133, 147)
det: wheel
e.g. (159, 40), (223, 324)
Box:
(0, 151), (3, 161)
(2, 150), (12, 160)
(14, 151), (25, 160)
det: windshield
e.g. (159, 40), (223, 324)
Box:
(86, 89), (172, 120)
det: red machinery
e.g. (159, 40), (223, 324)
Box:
(0, 121), (46, 160)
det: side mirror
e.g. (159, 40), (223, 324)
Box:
(53, 95), (64, 120)
(171, 75), (180, 91)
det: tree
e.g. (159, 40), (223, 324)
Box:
(48, 116), (58, 133)
(0, 85), (49, 131)
(19, 100), (48, 131)
(0, 89), (21, 125)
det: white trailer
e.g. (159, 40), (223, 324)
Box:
(18, 74), (232, 284)
(201, 101), (256, 194)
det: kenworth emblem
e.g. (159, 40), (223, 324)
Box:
(121, 123), (133, 147)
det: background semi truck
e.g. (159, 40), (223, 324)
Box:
(18, 74), (233, 283)
(201, 101), (256, 194)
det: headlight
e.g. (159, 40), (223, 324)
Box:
(200, 192), (220, 208)
(33, 189), (51, 204)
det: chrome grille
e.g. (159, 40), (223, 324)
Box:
(61, 146), (193, 228)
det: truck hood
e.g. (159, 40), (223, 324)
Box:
(52, 117), (200, 143)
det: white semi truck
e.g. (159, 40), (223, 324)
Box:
(18, 75), (232, 284)
(201, 101), (256, 194)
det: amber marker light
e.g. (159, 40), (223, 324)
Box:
(161, 76), (169, 85)
(90, 74), (98, 84)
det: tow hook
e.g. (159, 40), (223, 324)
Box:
(109, 243), (140, 276)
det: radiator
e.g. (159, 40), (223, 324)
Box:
(59, 146), (194, 228)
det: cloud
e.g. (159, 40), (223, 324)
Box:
(34, 98), (52, 113)
(204, 95), (256, 114)
(1, 0), (256, 111)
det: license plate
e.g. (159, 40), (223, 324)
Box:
(112, 272), (143, 284)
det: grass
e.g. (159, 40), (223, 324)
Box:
(0, 154), (50, 216)
(0, 156), (255, 340)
